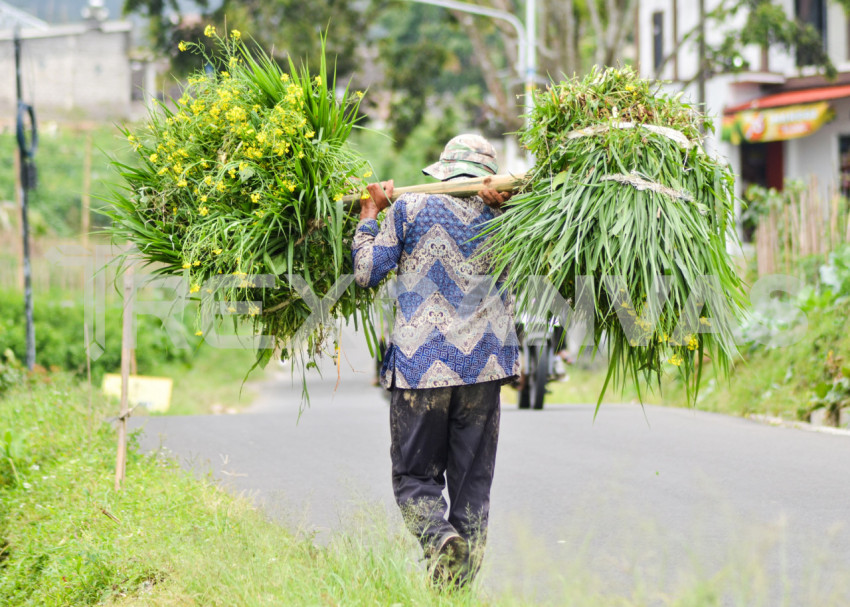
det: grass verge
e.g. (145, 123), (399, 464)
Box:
(0, 378), (488, 606)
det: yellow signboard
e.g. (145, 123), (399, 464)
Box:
(102, 374), (173, 413)
(722, 102), (834, 144)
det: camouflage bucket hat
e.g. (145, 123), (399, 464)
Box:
(422, 134), (498, 181)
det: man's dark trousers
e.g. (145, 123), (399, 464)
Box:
(390, 380), (501, 555)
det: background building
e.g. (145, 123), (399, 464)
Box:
(0, 0), (155, 120)
(638, 0), (850, 208)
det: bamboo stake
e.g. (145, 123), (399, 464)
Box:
(809, 176), (819, 257)
(82, 133), (93, 248)
(115, 266), (134, 491)
(830, 187), (840, 252)
(799, 188), (808, 257)
(783, 202), (792, 276)
(769, 208), (778, 274)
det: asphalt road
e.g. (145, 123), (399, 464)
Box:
(131, 329), (850, 604)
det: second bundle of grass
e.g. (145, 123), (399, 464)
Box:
(486, 66), (748, 406)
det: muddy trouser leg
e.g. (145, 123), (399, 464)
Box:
(390, 386), (456, 551)
(446, 380), (501, 579)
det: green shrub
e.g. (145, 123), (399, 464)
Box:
(0, 290), (192, 383)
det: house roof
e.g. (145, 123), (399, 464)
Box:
(725, 84), (850, 114)
(0, 1), (49, 31)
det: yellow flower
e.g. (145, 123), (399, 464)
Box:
(178, 41), (188, 52)
(355, 91), (364, 99)
(195, 330), (203, 336)
(333, 194), (343, 202)
(687, 335), (699, 351)
(200, 195), (208, 203)
(217, 182), (225, 192)
(213, 248), (222, 255)
(127, 134), (136, 143)
(280, 73), (290, 82)
(204, 176), (212, 185)
(363, 170), (372, 178)
(193, 260), (201, 267)
(149, 153), (158, 163)
(204, 25), (216, 37)
(361, 192), (370, 200)
(177, 179), (188, 188)
(182, 262), (191, 269)
(229, 57), (238, 68)
(313, 76), (322, 86)
(254, 210), (264, 218)
(190, 284), (200, 293)
(157, 167), (168, 176)
(668, 353), (683, 366)
(231, 29), (241, 40)
(251, 192), (261, 203)
(199, 206), (209, 216)
(305, 130), (315, 139)
(699, 316), (711, 326)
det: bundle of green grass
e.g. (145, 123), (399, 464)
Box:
(107, 28), (375, 368)
(485, 66), (748, 406)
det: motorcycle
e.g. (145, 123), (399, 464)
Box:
(515, 322), (569, 410)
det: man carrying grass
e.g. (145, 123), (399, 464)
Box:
(352, 134), (519, 586)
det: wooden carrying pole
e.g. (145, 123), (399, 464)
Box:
(115, 266), (134, 490)
(341, 173), (526, 207)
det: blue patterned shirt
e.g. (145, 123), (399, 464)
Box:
(352, 192), (519, 390)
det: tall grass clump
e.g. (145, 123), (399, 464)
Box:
(486, 67), (748, 407)
(106, 28), (375, 373)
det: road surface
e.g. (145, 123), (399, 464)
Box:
(131, 328), (850, 604)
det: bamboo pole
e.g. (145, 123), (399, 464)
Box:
(830, 187), (840, 252)
(809, 176), (819, 257)
(790, 196), (802, 261)
(82, 133), (93, 248)
(115, 266), (134, 491)
(341, 173), (527, 206)
(783, 202), (792, 276)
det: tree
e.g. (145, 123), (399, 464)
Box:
(654, 0), (848, 85)
(124, 0), (374, 79)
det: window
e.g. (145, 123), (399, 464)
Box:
(796, 0), (827, 66)
(652, 11), (664, 72)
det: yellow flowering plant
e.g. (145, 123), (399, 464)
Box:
(107, 30), (375, 375)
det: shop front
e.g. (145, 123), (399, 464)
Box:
(722, 84), (850, 197)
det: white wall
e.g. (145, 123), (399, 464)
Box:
(0, 23), (132, 118)
(785, 97), (850, 197)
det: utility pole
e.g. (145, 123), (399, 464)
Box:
(406, 0), (536, 122)
(697, 0), (706, 114)
(525, 0), (536, 120)
(14, 27), (38, 371)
